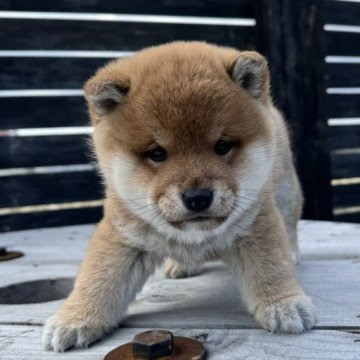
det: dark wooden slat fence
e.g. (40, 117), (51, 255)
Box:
(0, 20), (256, 51)
(324, 0), (360, 25)
(0, 0), (359, 232)
(0, 207), (103, 233)
(322, 0), (360, 223)
(331, 152), (360, 179)
(0, 171), (102, 208)
(327, 63), (360, 87)
(0, 135), (92, 168)
(0, 58), (110, 90)
(327, 95), (360, 118)
(0, 0), (255, 17)
(326, 32), (360, 56)
(0, 97), (88, 128)
(256, 0), (333, 221)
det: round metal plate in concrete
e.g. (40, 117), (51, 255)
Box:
(0, 278), (74, 304)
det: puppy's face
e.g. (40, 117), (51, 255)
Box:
(85, 42), (274, 243)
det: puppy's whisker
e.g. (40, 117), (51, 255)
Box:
(120, 195), (158, 201)
(235, 196), (263, 205)
(236, 194), (260, 200)
(234, 197), (254, 205)
(233, 199), (256, 207)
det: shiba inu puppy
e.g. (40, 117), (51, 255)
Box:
(43, 41), (316, 352)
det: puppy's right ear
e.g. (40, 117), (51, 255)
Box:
(84, 77), (129, 119)
(229, 51), (270, 101)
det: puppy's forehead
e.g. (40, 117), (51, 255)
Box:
(109, 43), (264, 150)
(129, 59), (235, 145)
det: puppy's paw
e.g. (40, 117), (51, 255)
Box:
(254, 294), (316, 334)
(163, 258), (200, 279)
(42, 312), (112, 352)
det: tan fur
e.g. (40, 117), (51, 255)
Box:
(43, 42), (315, 352)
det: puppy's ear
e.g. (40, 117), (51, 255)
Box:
(84, 77), (129, 117)
(230, 51), (270, 100)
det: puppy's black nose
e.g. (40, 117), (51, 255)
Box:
(182, 188), (214, 212)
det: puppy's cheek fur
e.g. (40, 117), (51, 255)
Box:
(214, 141), (273, 236)
(238, 142), (273, 197)
(211, 182), (236, 217)
(111, 153), (149, 206)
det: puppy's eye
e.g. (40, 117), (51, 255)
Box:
(214, 139), (232, 156)
(147, 146), (167, 162)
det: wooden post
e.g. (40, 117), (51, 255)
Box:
(255, 0), (333, 220)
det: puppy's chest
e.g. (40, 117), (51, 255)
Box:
(120, 223), (238, 265)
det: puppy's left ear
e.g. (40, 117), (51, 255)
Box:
(230, 51), (270, 100)
(84, 76), (129, 120)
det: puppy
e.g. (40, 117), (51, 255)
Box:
(43, 41), (316, 352)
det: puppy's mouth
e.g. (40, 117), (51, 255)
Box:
(186, 216), (213, 222)
(170, 215), (226, 229)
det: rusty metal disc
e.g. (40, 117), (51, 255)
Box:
(104, 336), (206, 360)
(0, 249), (23, 262)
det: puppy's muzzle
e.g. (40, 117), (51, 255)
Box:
(181, 188), (213, 212)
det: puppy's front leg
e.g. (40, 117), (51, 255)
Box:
(225, 202), (316, 334)
(42, 219), (155, 352)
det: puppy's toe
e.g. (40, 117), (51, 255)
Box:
(42, 316), (76, 352)
(163, 258), (200, 279)
(255, 294), (316, 334)
(42, 314), (110, 352)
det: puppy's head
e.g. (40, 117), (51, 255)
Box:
(85, 42), (274, 244)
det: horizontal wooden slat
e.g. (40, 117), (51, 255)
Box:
(0, 171), (102, 207)
(0, 0), (255, 17)
(0, 58), (110, 90)
(4, 325), (360, 360)
(327, 63), (360, 87)
(329, 125), (360, 149)
(0, 135), (92, 167)
(1, 259), (359, 328)
(0, 206), (102, 232)
(128, 261), (360, 329)
(0, 20), (255, 51)
(2, 220), (358, 262)
(331, 153), (360, 178)
(0, 97), (88, 128)
(324, 0), (360, 26)
(332, 183), (360, 207)
(327, 94), (360, 118)
(1, 326), (360, 360)
(326, 32), (360, 56)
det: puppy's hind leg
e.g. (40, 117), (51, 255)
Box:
(163, 258), (202, 279)
(276, 163), (303, 264)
